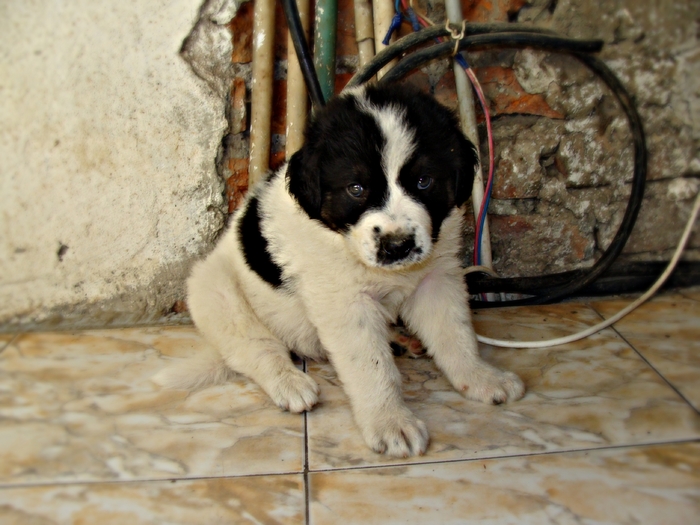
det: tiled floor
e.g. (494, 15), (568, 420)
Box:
(0, 290), (698, 524)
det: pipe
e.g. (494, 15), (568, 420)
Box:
(281, 0), (326, 107)
(354, 0), (375, 68)
(373, 0), (397, 78)
(314, 0), (337, 101)
(444, 1), (494, 275)
(249, 0), (275, 186)
(286, 0), (311, 156)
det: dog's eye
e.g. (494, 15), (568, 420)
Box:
(347, 183), (366, 198)
(417, 176), (433, 191)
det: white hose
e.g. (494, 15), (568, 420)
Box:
(372, 0), (396, 78)
(477, 191), (700, 348)
(354, 0), (375, 68)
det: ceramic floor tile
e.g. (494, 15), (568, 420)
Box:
(308, 442), (700, 525)
(0, 326), (305, 485)
(0, 474), (305, 525)
(592, 290), (700, 411)
(306, 303), (700, 470)
(0, 333), (17, 352)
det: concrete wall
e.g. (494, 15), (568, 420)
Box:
(0, 0), (234, 329)
(1, 0), (698, 330)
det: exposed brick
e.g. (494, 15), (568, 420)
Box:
(335, 72), (354, 94)
(270, 150), (286, 171)
(170, 300), (188, 314)
(460, 0), (526, 22)
(230, 1), (253, 64)
(474, 66), (564, 119)
(271, 79), (287, 135)
(274, 0), (288, 61)
(337, 0), (359, 58)
(230, 77), (247, 134)
(226, 157), (250, 213)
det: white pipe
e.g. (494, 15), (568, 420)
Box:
(444, 0), (495, 282)
(354, 0), (375, 68)
(286, 0), (311, 157)
(249, 0), (275, 186)
(372, 0), (396, 78)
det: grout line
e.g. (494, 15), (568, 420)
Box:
(0, 333), (21, 356)
(3, 439), (698, 491)
(304, 437), (700, 475)
(303, 358), (311, 525)
(0, 469), (305, 491)
(589, 304), (700, 416)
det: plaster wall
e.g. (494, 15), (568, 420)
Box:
(0, 0), (232, 329)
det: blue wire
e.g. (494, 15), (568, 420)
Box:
(382, 13), (403, 45)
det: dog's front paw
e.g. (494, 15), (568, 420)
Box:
(267, 369), (320, 413)
(357, 406), (429, 458)
(453, 361), (525, 405)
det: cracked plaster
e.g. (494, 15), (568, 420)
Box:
(0, 0), (237, 329)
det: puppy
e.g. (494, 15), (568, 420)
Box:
(154, 84), (524, 457)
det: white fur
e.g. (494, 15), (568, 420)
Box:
(154, 90), (524, 457)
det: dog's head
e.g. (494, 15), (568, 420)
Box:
(287, 84), (478, 269)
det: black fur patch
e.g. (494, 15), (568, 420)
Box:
(238, 196), (284, 288)
(288, 96), (388, 232)
(364, 85), (478, 239)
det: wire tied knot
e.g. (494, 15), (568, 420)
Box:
(445, 19), (467, 56)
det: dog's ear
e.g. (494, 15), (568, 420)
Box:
(287, 147), (322, 220)
(455, 136), (479, 207)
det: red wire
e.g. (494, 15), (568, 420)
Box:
(464, 67), (494, 266)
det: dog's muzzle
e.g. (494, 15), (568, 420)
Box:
(377, 233), (419, 265)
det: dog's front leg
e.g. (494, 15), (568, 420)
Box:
(401, 264), (525, 405)
(314, 294), (429, 457)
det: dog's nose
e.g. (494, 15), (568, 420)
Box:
(378, 234), (416, 264)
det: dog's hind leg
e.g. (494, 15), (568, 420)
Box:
(189, 257), (319, 413)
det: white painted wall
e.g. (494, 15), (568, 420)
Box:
(0, 0), (231, 328)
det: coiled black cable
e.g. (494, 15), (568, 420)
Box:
(354, 28), (646, 308)
(284, 13), (648, 307)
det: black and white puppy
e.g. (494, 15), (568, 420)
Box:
(155, 84), (524, 457)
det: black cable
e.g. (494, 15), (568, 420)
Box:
(378, 33), (604, 84)
(347, 27), (645, 309)
(285, 14), (649, 307)
(347, 24), (602, 88)
(280, 0), (326, 108)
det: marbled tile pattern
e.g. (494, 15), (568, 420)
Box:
(308, 443), (700, 525)
(0, 327), (305, 484)
(0, 333), (16, 352)
(592, 290), (700, 411)
(306, 303), (699, 470)
(1, 291), (699, 523)
(0, 475), (305, 525)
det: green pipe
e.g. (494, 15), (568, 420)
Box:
(313, 0), (337, 101)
